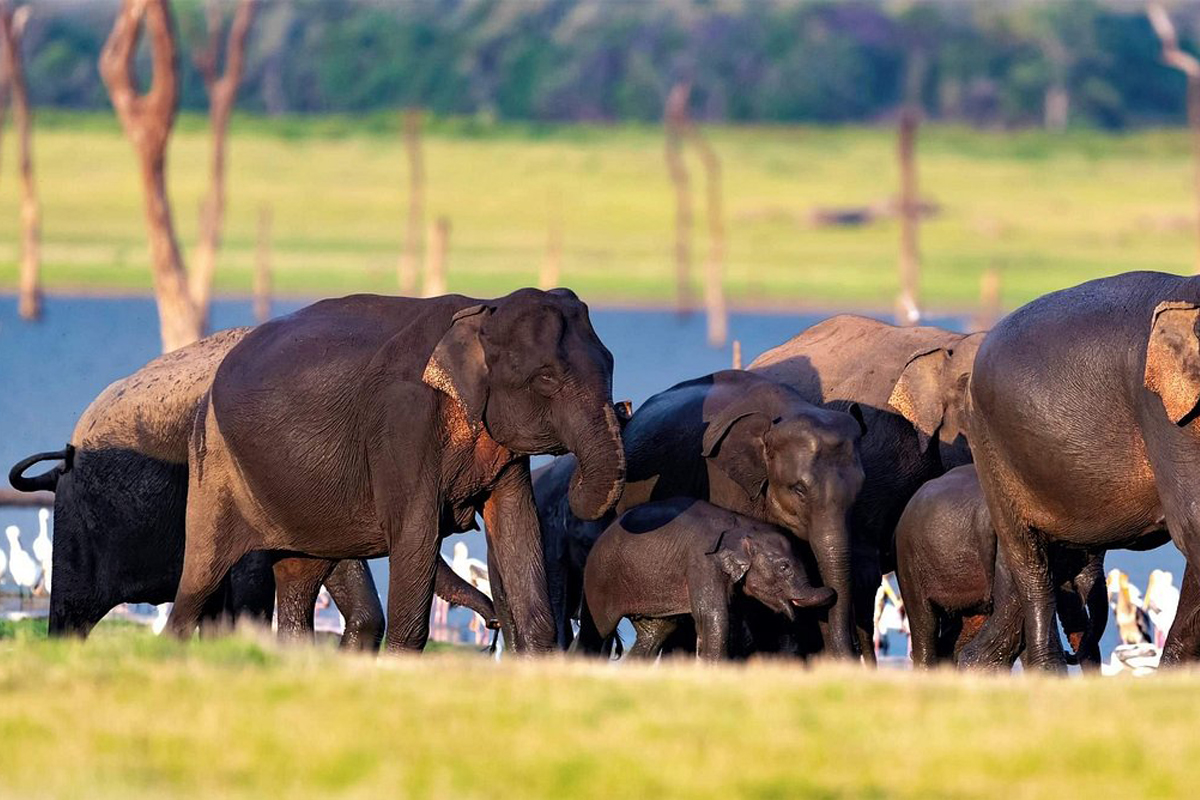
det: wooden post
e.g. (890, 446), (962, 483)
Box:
(664, 82), (694, 315)
(2, 5), (39, 322)
(191, 0), (257, 331)
(973, 264), (1002, 331)
(731, 339), (742, 370)
(253, 205), (272, 323)
(1149, 2), (1200, 274)
(538, 186), (562, 290)
(422, 216), (449, 298)
(691, 128), (727, 347)
(100, 0), (200, 353)
(895, 106), (922, 325)
(398, 108), (424, 295)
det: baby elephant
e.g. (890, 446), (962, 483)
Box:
(895, 465), (1107, 669)
(581, 498), (836, 661)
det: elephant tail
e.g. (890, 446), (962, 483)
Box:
(9, 445), (74, 493)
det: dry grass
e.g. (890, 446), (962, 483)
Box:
(0, 621), (1195, 799)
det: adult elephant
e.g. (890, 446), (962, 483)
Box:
(9, 327), (493, 646)
(617, 370), (865, 658)
(963, 271), (1200, 670)
(170, 289), (625, 653)
(748, 314), (985, 659)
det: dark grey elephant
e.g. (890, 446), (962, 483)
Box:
(616, 369), (865, 658)
(894, 465), (1107, 669)
(533, 454), (609, 649)
(169, 289), (625, 653)
(963, 271), (1200, 669)
(9, 327), (494, 646)
(580, 498), (835, 661)
(748, 314), (985, 660)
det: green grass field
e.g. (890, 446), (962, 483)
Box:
(0, 621), (1196, 799)
(1, 112), (1198, 311)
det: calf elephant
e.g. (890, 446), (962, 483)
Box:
(749, 314), (985, 659)
(617, 369), (865, 658)
(964, 270), (1200, 670)
(580, 498), (835, 661)
(894, 465), (1107, 669)
(9, 327), (493, 645)
(171, 289), (625, 653)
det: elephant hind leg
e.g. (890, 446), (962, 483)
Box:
(169, 500), (253, 640)
(905, 598), (940, 668)
(326, 559), (385, 652)
(274, 556), (336, 645)
(630, 617), (679, 659)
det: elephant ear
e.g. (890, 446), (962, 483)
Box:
(888, 347), (951, 453)
(421, 304), (494, 430)
(1144, 300), (1200, 425)
(701, 408), (770, 500)
(710, 531), (752, 584)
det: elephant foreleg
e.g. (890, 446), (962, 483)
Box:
(481, 459), (556, 653)
(274, 556), (336, 644)
(1162, 563), (1200, 666)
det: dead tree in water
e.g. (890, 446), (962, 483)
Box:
(1149, 2), (1200, 274)
(1, 4), (40, 321)
(691, 127), (728, 347)
(422, 216), (449, 298)
(100, 0), (200, 352)
(254, 205), (272, 323)
(664, 82), (694, 314)
(895, 106), (922, 325)
(191, 0), (256, 331)
(398, 109), (425, 295)
(538, 186), (562, 290)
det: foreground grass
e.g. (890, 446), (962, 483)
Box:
(0, 624), (1195, 799)
(0, 113), (1197, 310)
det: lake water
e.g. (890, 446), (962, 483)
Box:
(0, 293), (1184, 658)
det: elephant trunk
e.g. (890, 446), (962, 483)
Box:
(561, 401), (626, 521)
(809, 507), (856, 659)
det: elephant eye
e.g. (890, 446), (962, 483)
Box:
(779, 562), (792, 574)
(532, 371), (561, 396)
(792, 483), (807, 498)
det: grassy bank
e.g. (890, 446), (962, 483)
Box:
(0, 623), (1195, 798)
(0, 113), (1196, 310)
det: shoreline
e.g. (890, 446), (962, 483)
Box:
(0, 287), (984, 321)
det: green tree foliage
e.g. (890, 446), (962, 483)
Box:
(14, 0), (1200, 129)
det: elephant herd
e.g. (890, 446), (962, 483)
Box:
(10, 270), (1200, 671)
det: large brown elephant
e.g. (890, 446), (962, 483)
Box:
(170, 289), (625, 653)
(8, 326), (494, 645)
(749, 314), (985, 659)
(964, 271), (1200, 669)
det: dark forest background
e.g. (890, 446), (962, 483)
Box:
(22, 1), (1200, 128)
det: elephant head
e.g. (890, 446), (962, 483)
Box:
(423, 288), (625, 520)
(887, 332), (986, 466)
(1144, 300), (1200, 424)
(715, 530), (836, 620)
(701, 401), (865, 655)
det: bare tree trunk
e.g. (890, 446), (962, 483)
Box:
(422, 216), (449, 298)
(191, 0), (256, 331)
(538, 186), (561, 290)
(254, 204), (271, 323)
(664, 82), (693, 315)
(101, 0), (200, 353)
(1, 5), (38, 321)
(895, 106), (921, 325)
(691, 129), (727, 347)
(399, 108), (424, 295)
(1149, 2), (1200, 274)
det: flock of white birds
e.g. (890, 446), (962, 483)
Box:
(2, 508), (52, 600)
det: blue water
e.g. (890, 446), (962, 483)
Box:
(0, 294), (1185, 657)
